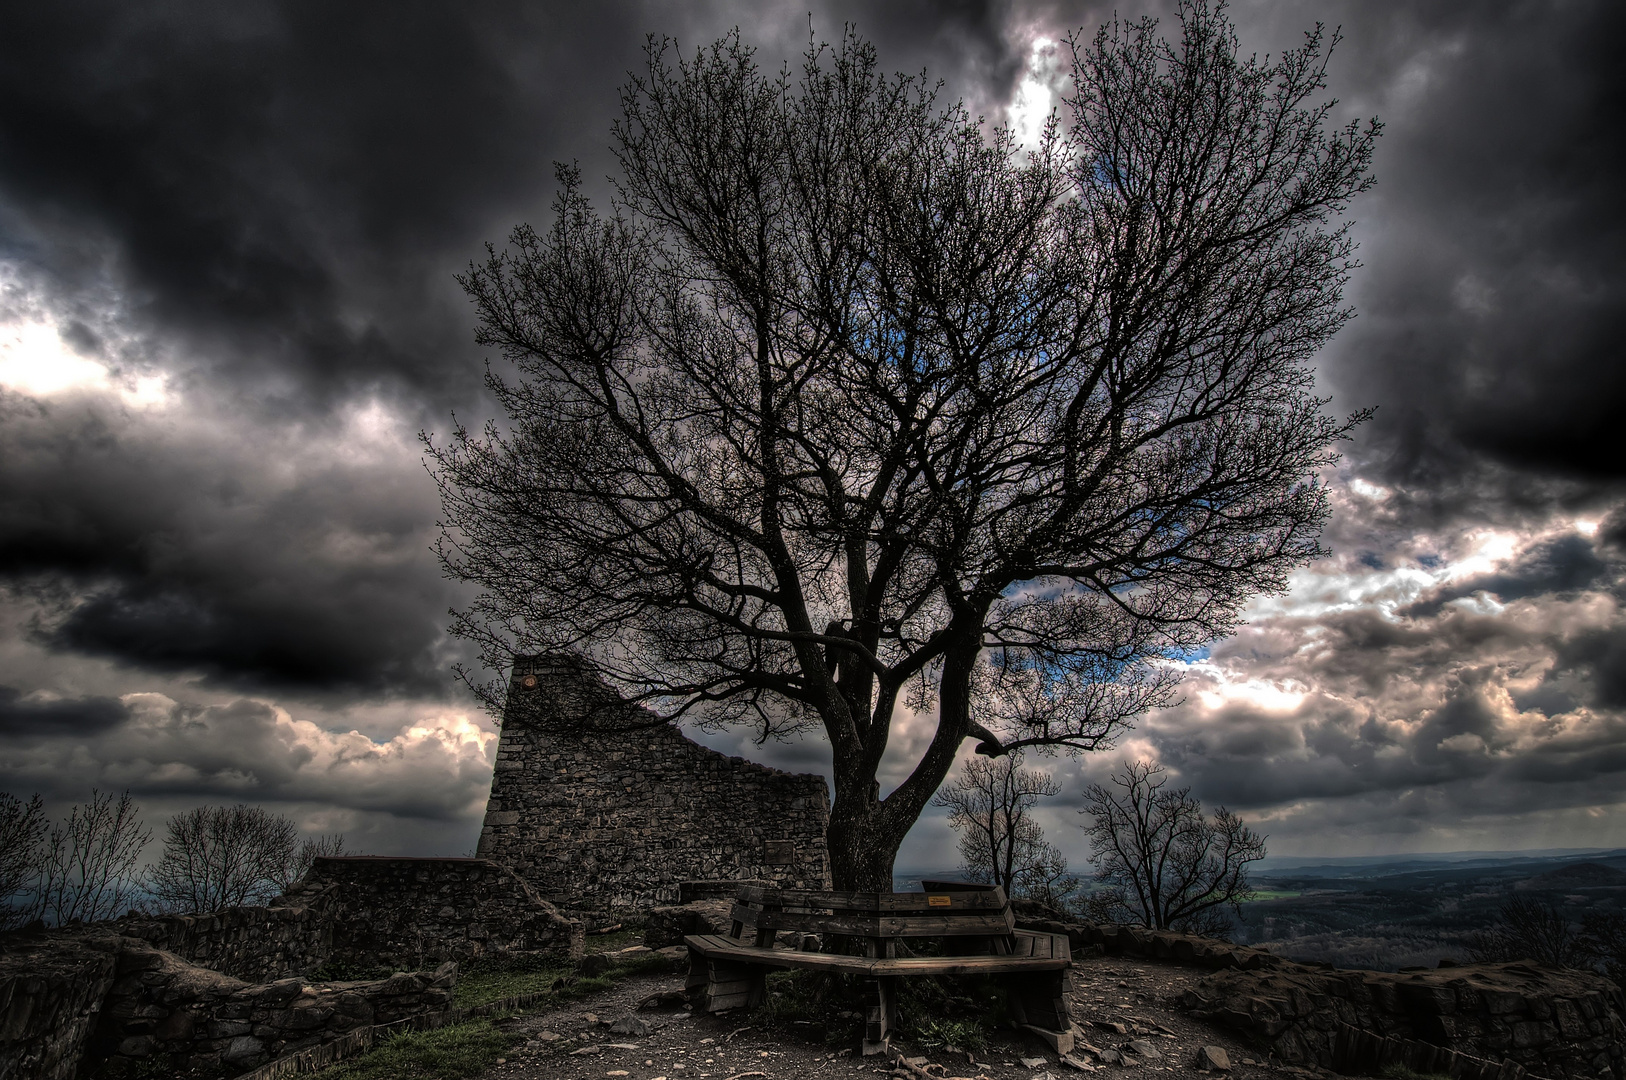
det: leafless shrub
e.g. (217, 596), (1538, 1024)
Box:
(33, 790), (151, 925)
(933, 753), (1078, 909)
(1467, 896), (1594, 969)
(0, 791), (47, 928)
(1581, 910), (1626, 986)
(291, 832), (347, 886)
(150, 804), (346, 913)
(1080, 760), (1265, 938)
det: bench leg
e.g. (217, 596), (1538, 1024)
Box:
(1006, 970), (1075, 1054)
(685, 954), (766, 1013)
(862, 976), (896, 1056)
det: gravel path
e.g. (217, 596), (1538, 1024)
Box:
(474, 954), (1317, 1080)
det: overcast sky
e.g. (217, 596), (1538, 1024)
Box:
(1, 0), (1622, 870)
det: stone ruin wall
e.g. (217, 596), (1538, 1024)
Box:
(0, 857), (582, 1079)
(477, 654), (831, 915)
(286, 855), (584, 971)
(115, 856), (581, 982)
(0, 929), (458, 1080)
(1015, 917), (1626, 1080)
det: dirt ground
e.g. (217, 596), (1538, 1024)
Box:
(474, 953), (1315, 1080)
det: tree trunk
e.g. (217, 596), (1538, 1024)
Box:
(825, 788), (913, 892)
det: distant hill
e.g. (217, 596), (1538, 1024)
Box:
(1518, 861), (1626, 890)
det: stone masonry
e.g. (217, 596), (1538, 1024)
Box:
(477, 654), (831, 914)
(284, 855), (584, 971)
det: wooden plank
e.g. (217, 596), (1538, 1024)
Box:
(920, 880), (1001, 894)
(1011, 930), (1071, 962)
(737, 886), (1010, 913)
(869, 954), (1071, 975)
(863, 977), (895, 1056)
(731, 906), (1015, 938)
(1021, 1025), (1076, 1056)
(684, 934), (1072, 976)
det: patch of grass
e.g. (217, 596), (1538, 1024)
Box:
(1243, 890), (1304, 901)
(584, 925), (646, 953)
(451, 945), (669, 1009)
(609, 950), (679, 977)
(452, 961), (570, 1009)
(322, 940), (673, 1076)
(914, 1016), (988, 1054)
(315, 1019), (514, 1080)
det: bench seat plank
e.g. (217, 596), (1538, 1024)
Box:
(736, 885), (1011, 912)
(684, 931), (1071, 975)
(729, 904), (1016, 938)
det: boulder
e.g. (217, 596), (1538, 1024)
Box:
(642, 898), (735, 948)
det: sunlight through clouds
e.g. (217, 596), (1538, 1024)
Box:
(1005, 36), (1061, 150)
(0, 265), (171, 407)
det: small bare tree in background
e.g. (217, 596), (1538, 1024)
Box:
(1581, 910), (1626, 986)
(33, 790), (151, 925)
(934, 753), (1076, 909)
(0, 792), (47, 928)
(1080, 761), (1265, 938)
(1468, 897), (1593, 969)
(288, 832), (347, 890)
(151, 804), (345, 914)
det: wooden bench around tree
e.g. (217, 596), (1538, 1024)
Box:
(683, 882), (1075, 1056)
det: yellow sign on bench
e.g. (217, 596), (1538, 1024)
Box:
(927, 895), (952, 907)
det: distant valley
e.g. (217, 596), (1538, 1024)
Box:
(898, 848), (1626, 972)
(1237, 848), (1626, 970)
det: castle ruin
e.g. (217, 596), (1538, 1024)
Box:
(476, 654), (831, 914)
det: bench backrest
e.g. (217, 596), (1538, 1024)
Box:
(729, 883), (1016, 940)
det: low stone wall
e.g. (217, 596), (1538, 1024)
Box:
(115, 902), (334, 984)
(92, 940), (455, 1076)
(1015, 919), (1625, 1080)
(287, 855), (583, 971)
(0, 932), (119, 1080)
(1016, 917), (1287, 971)
(1180, 959), (1625, 1080)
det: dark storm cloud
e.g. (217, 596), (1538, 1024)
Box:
(0, 686), (129, 736)
(1302, 0), (1626, 499)
(1114, 515), (1626, 844)
(1403, 532), (1614, 616)
(0, 691), (495, 821)
(0, 0), (1061, 700)
(0, 0), (1047, 402)
(0, 387), (462, 697)
(3, 0), (1625, 855)
(0, 0), (650, 402)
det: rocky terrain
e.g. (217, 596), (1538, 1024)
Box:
(469, 955), (1352, 1080)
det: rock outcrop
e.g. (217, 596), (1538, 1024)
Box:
(0, 928), (456, 1080)
(1180, 959), (1625, 1080)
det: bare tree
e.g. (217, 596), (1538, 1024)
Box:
(288, 832), (347, 889)
(1080, 760), (1264, 936)
(150, 805), (343, 913)
(933, 753), (1074, 906)
(33, 790), (151, 925)
(1581, 910), (1626, 986)
(0, 792), (47, 928)
(1468, 897), (1593, 969)
(428, 2), (1376, 890)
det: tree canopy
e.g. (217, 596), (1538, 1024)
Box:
(430, 1), (1377, 889)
